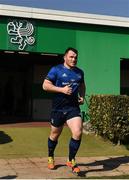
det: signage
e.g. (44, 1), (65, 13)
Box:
(7, 20), (35, 50)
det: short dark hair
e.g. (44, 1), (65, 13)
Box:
(64, 47), (78, 55)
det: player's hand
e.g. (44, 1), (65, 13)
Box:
(78, 96), (84, 105)
(62, 85), (72, 95)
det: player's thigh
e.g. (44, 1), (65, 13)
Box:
(66, 116), (83, 135)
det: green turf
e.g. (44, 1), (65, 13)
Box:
(0, 127), (129, 158)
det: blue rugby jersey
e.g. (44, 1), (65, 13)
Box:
(45, 64), (84, 111)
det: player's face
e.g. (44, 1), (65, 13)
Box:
(64, 50), (77, 68)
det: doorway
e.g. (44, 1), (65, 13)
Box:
(120, 58), (129, 95)
(0, 51), (62, 123)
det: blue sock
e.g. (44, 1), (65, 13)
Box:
(69, 138), (81, 161)
(48, 138), (58, 157)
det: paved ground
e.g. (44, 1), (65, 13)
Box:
(0, 156), (129, 179)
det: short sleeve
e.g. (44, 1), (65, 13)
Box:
(45, 66), (57, 83)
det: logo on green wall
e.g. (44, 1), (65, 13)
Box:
(7, 20), (35, 50)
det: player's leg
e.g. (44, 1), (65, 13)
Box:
(49, 125), (63, 157)
(48, 110), (65, 169)
(48, 125), (63, 169)
(66, 116), (83, 173)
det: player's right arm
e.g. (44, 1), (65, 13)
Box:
(42, 79), (72, 95)
(43, 66), (72, 95)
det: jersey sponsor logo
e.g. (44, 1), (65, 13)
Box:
(62, 82), (79, 86)
(70, 79), (75, 82)
(7, 20), (35, 50)
(62, 82), (69, 86)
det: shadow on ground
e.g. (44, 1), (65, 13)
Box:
(77, 156), (129, 177)
(0, 175), (17, 179)
(0, 131), (13, 144)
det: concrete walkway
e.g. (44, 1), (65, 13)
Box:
(0, 156), (129, 179)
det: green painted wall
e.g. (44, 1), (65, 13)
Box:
(76, 26), (129, 96)
(75, 26), (129, 111)
(0, 18), (8, 49)
(1, 16), (129, 99)
(36, 21), (76, 54)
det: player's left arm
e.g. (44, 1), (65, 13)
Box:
(78, 82), (86, 105)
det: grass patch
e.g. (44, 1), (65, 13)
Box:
(0, 127), (129, 158)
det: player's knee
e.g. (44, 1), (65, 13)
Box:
(50, 131), (61, 141)
(72, 129), (82, 139)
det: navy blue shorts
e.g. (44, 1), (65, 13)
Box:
(50, 108), (82, 127)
